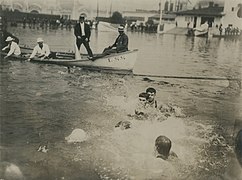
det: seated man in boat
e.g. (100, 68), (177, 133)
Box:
(2, 36), (21, 59)
(28, 38), (50, 61)
(102, 25), (128, 55)
(0, 31), (19, 49)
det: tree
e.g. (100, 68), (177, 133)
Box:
(110, 11), (123, 24)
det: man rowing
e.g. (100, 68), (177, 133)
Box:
(2, 36), (21, 59)
(28, 38), (50, 61)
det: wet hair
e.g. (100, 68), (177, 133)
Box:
(155, 135), (171, 159)
(146, 87), (156, 94)
(235, 129), (242, 166)
(138, 92), (149, 99)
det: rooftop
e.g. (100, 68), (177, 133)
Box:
(175, 6), (224, 17)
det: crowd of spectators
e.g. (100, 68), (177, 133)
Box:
(218, 24), (241, 36)
(1, 8), (98, 30)
(127, 20), (158, 33)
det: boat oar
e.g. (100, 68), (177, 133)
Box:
(74, 43), (82, 60)
(133, 73), (240, 81)
(20, 45), (75, 58)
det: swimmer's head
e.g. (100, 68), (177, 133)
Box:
(138, 92), (149, 104)
(155, 135), (172, 160)
(146, 87), (156, 102)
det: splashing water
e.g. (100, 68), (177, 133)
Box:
(87, 93), (225, 179)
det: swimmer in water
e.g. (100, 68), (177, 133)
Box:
(127, 92), (149, 120)
(135, 92), (149, 116)
(146, 87), (158, 108)
(155, 135), (178, 160)
(145, 87), (171, 118)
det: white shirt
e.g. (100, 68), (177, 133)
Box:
(30, 43), (50, 59)
(80, 22), (85, 36)
(2, 42), (21, 56)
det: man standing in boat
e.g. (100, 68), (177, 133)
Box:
(74, 14), (93, 59)
(102, 25), (128, 55)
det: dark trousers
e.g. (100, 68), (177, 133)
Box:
(76, 37), (93, 57)
(102, 47), (117, 55)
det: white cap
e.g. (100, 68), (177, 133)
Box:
(118, 26), (124, 31)
(79, 14), (86, 19)
(37, 37), (44, 43)
(5, 36), (14, 42)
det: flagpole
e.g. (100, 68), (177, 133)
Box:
(96, 0), (99, 18)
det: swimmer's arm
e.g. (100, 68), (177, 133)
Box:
(170, 151), (178, 158)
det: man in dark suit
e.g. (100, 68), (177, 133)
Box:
(102, 25), (128, 55)
(74, 14), (93, 59)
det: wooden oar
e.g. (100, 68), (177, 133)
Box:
(20, 45), (75, 57)
(134, 73), (240, 81)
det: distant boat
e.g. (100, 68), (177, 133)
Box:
(97, 21), (117, 32)
(193, 22), (209, 37)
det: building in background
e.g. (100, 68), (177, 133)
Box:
(175, 1), (224, 28)
(222, 0), (242, 30)
(0, 0), (100, 20)
(175, 0), (242, 30)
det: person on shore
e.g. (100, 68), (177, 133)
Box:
(74, 14), (93, 59)
(155, 135), (178, 160)
(28, 38), (50, 61)
(102, 25), (128, 55)
(2, 36), (21, 59)
(219, 24), (223, 35)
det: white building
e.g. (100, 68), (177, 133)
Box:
(175, 0), (242, 30)
(221, 0), (242, 29)
(0, 0), (97, 20)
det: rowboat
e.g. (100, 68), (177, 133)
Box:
(194, 29), (208, 37)
(1, 47), (138, 73)
(193, 22), (209, 37)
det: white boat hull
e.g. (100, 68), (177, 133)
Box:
(1, 49), (138, 73)
(60, 50), (138, 71)
(194, 30), (208, 37)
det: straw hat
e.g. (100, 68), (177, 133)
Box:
(118, 26), (124, 31)
(5, 36), (14, 42)
(79, 14), (86, 19)
(37, 37), (44, 43)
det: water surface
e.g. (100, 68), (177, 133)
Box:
(0, 27), (241, 179)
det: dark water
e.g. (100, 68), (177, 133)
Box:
(0, 27), (242, 180)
